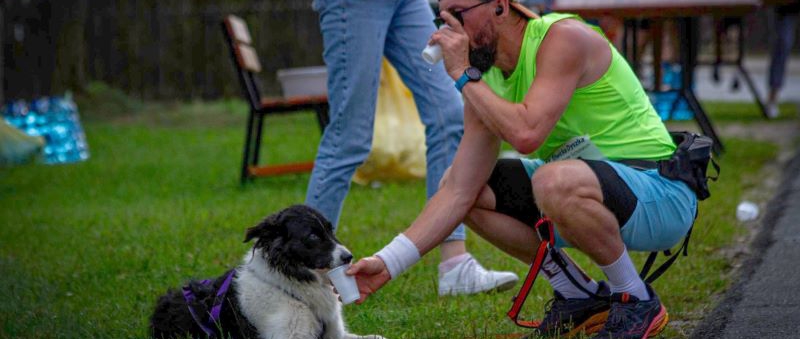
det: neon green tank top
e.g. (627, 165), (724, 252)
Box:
(483, 13), (675, 161)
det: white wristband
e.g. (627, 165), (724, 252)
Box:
(375, 234), (421, 279)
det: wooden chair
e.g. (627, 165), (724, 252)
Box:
(222, 15), (329, 183)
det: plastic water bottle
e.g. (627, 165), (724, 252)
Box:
(736, 201), (759, 222)
(5, 95), (90, 164)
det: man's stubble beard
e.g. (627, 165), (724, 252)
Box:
(469, 46), (496, 73)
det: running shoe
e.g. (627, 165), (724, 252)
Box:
(525, 281), (611, 338)
(592, 284), (668, 339)
(438, 254), (519, 296)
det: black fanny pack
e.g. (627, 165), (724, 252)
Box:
(657, 131), (719, 200)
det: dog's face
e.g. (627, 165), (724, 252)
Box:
(244, 205), (352, 282)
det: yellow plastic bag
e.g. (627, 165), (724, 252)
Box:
(0, 119), (44, 166)
(353, 59), (427, 185)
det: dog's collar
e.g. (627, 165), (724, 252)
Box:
(182, 269), (236, 338)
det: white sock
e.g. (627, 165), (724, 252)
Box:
(599, 247), (650, 301)
(541, 248), (600, 299)
(439, 253), (470, 274)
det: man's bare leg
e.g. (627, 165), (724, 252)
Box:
(465, 182), (600, 298)
(533, 160), (648, 300)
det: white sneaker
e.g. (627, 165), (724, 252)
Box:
(767, 102), (780, 119)
(438, 255), (519, 296)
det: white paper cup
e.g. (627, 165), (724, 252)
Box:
(326, 264), (360, 305)
(421, 44), (442, 64)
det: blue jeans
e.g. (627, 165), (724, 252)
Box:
(769, 5), (799, 91)
(308, 0), (466, 241)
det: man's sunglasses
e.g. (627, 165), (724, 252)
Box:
(433, 1), (492, 28)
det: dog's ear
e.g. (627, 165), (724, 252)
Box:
(244, 211), (283, 243)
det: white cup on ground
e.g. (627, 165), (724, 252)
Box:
(327, 264), (360, 305)
(736, 201), (759, 222)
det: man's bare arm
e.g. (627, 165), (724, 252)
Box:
(432, 14), (606, 154)
(403, 101), (501, 255)
(461, 22), (594, 154)
(346, 102), (501, 304)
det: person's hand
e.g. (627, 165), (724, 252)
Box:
(346, 256), (392, 304)
(430, 11), (471, 81)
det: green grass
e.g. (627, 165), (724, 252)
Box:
(0, 99), (782, 338)
(703, 101), (798, 122)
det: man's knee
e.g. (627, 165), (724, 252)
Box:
(532, 161), (602, 212)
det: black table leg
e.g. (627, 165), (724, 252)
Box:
(734, 20), (769, 118)
(737, 63), (768, 119)
(679, 17), (724, 155)
(684, 88), (724, 154)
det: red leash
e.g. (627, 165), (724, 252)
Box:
(507, 217), (555, 328)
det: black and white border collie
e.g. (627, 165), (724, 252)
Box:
(150, 204), (386, 339)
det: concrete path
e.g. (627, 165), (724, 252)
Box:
(694, 55), (800, 103)
(692, 150), (800, 338)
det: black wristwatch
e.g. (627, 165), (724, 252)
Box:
(455, 66), (482, 92)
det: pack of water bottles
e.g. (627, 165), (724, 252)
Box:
(2, 94), (90, 164)
(648, 63), (693, 121)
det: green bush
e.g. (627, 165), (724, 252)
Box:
(74, 82), (143, 120)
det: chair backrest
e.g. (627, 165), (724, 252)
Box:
(225, 15), (252, 45)
(234, 44), (262, 73)
(222, 15), (263, 110)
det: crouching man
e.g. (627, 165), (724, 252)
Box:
(347, 1), (698, 338)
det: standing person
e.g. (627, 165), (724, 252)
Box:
(346, 1), (701, 338)
(307, 0), (518, 296)
(767, 1), (799, 118)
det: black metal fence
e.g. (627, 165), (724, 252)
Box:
(1, 0), (324, 102)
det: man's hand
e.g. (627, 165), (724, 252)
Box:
(346, 256), (392, 304)
(430, 11), (470, 80)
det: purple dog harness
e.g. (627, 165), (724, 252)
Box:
(182, 270), (236, 337)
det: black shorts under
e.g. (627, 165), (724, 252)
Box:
(486, 159), (638, 228)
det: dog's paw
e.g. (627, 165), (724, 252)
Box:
(363, 335), (386, 339)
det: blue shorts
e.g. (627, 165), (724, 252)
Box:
(520, 158), (697, 251)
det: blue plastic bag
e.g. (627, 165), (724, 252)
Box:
(649, 63), (693, 121)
